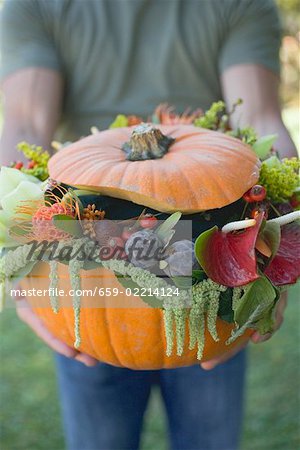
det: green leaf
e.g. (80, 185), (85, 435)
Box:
(234, 276), (277, 331)
(192, 269), (207, 284)
(254, 304), (275, 335)
(117, 276), (162, 308)
(171, 276), (193, 289)
(82, 260), (102, 270)
(258, 221), (281, 261)
(109, 114), (129, 129)
(151, 113), (160, 124)
(10, 261), (38, 284)
(73, 189), (102, 197)
(9, 222), (32, 238)
(156, 212), (182, 242)
(226, 277), (279, 344)
(194, 226), (217, 266)
(252, 135), (277, 159)
(218, 288), (234, 323)
(52, 215), (83, 237)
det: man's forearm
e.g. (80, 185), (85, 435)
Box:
(0, 68), (63, 166)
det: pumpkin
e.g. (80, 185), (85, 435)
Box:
(48, 124), (260, 213)
(24, 124), (259, 369)
(23, 262), (252, 370)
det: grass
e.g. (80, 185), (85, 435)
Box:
(0, 285), (299, 450)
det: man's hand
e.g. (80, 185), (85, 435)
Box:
(16, 298), (98, 367)
(201, 291), (288, 370)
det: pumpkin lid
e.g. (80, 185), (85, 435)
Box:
(48, 124), (260, 213)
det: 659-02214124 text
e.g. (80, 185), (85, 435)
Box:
(10, 287), (180, 298)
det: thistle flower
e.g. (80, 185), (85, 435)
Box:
(152, 103), (202, 125)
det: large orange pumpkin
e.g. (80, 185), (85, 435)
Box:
(24, 124), (259, 369)
(23, 263), (253, 370)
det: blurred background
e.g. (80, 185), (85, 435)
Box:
(0, 1), (299, 449)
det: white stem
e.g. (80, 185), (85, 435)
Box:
(222, 218), (256, 233)
(268, 211), (300, 226)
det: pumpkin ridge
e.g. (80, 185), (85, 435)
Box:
(92, 271), (121, 365)
(61, 305), (76, 349)
(170, 131), (204, 143)
(202, 164), (237, 205)
(172, 158), (200, 205)
(123, 313), (140, 370)
(159, 309), (169, 368)
(104, 305), (126, 367)
(83, 307), (100, 361)
(91, 270), (128, 365)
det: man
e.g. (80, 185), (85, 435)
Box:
(0, 1), (296, 449)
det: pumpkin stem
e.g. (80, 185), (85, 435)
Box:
(122, 123), (175, 160)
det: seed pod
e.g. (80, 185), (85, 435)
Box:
(125, 230), (163, 268)
(100, 237), (127, 260)
(162, 240), (196, 277)
(94, 220), (121, 246)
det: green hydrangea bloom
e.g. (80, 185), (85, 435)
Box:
(194, 101), (226, 130)
(228, 126), (257, 145)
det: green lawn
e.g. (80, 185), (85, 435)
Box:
(0, 285), (299, 450)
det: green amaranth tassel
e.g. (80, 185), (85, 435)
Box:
(173, 306), (188, 356)
(163, 308), (175, 356)
(196, 309), (206, 360)
(49, 260), (59, 313)
(188, 279), (227, 359)
(68, 240), (86, 349)
(0, 244), (38, 281)
(188, 290), (206, 359)
(206, 280), (227, 342)
(207, 293), (220, 342)
(232, 287), (243, 311)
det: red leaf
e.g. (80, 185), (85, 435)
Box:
(264, 222), (300, 286)
(195, 213), (264, 287)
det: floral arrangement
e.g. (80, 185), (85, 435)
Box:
(0, 101), (299, 361)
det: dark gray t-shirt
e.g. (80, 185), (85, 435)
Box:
(0, 0), (281, 140)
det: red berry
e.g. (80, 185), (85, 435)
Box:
(290, 193), (300, 209)
(243, 185), (266, 203)
(250, 207), (268, 220)
(14, 161), (23, 170)
(27, 160), (36, 169)
(140, 215), (157, 229)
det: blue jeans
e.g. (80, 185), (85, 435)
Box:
(55, 350), (246, 450)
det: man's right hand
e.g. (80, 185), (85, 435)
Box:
(16, 298), (98, 367)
